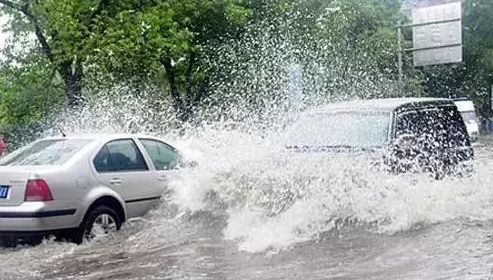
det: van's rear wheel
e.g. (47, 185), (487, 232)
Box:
(73, 205), (122, 243)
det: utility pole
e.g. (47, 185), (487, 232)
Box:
(397, 20), (403, 94)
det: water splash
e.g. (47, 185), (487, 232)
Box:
(1, 5), (492, 271)
(165, 127), (493, 253)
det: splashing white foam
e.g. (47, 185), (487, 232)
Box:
(164, 127), (493, 253)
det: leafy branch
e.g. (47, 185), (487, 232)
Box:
(0, 0), (53, 63)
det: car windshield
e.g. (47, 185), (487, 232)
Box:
(286, 111), (391, 148)
(0, 139), (91, 166)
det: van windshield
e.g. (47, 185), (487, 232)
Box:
(286, 111), (391, 148)
(0, 139), (91, 166)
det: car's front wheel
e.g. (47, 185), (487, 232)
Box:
(72, 205), (122, 243)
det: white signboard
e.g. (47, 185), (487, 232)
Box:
(412, 2), (462, 66)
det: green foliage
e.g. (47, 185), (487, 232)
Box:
(79, 0), (252, 120)
(0, 55), (64, 146)
(0, 0), (492, 141)
(87, 0), (249, 75)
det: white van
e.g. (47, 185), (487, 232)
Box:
(454, 99), (479, 141)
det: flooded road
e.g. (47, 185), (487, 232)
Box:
(17, 219), (493, 280)
(2, 134), (493, 280)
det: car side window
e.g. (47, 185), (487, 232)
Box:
(140, 139), (182, 170)
(94, 139), (148, 173)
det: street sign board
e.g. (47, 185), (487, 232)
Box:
(412, 2), (462, 66)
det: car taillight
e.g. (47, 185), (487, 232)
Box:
(25, 179), (54, 201)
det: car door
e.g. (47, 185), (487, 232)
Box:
(138, 138), (184, 197)
(93, 138), (160, 218)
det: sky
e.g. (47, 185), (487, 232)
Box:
(0, 14), (36, 62)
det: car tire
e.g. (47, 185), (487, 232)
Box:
(72, 205), (122, 244)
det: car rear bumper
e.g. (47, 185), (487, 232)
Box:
(0, 202), (81, 232)
(0, 228), (74, 238)
(0, 228), (78, 246)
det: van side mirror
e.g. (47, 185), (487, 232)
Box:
(185, 160), (198, 168)
(383, 133), (420, 174)
(393, 133), (418, 149)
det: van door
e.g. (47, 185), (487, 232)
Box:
(395, 105), (473, 176)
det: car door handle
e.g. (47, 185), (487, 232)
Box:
(109, 178), (122, 185)
(158, 176), (168, 182)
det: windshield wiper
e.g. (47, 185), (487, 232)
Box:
(291, 144), (384, 152)
(322, 145), (353, 149)
(286, 145), (358, 151)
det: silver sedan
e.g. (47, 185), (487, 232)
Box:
(0, 134), (186, 244)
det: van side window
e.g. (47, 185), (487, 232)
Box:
(139, 139), (183, 170)
(94, 139), (148, 173)
(396, 107), (469, 148)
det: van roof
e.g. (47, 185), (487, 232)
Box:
(311, 98), (454, 113)
(454, 100), (476, 112)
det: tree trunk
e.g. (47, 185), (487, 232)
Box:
(196, 77), (209, 106)
(161, 57), (187, 121)
(61, 61), (84, 109)
(185, 53), (195, 108)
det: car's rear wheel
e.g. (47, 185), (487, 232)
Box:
(72, 205), (122, 244)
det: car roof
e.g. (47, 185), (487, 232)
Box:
(310, 98), (454, 113)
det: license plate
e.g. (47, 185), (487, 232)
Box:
(0, 186), (9, 199)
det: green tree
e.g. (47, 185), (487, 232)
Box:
(0, 54), (64, 146)
(88, 0), (251, 120)
(0, 0), (105, 107)
(0, 0), (250, 117)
